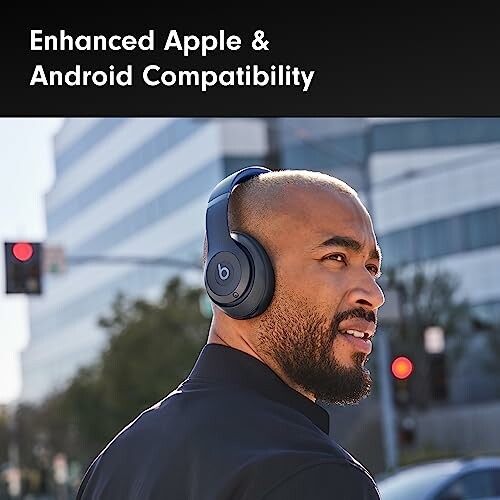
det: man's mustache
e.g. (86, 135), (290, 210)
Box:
(333, 308), (377, 329)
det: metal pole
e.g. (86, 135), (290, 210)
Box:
(67, 255), (203, 270)
(376, 327), (399, 472)
(6, 403), (21, 499)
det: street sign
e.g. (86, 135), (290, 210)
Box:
(42, 244), (67, 274)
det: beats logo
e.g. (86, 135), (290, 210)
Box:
(218, 263), (230, 280)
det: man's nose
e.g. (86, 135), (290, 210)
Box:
(349, 274), (385, 311)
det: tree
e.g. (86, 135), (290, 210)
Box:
(91, 276), (210, 448)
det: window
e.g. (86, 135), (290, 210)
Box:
(463, 207), (500, 251)
(436, 468), (500, 499)
(56, 118), (127, 175)
(75, 158), (220, 256)
(380, 205), (500, 268)
(373, 118), (500, 152)
(379, 229), (414, 268)
(48, 119), (206, 232)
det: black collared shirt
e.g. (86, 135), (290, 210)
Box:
(76, 344), (380, 499)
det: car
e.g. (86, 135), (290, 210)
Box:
(376, 456), (500, 500)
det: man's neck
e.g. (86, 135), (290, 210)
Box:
(207, 324), (316, 403)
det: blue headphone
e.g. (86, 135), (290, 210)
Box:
(203, 166), (275, 319)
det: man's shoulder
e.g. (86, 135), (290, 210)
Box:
(259, 460), (380, 500)
(227, 438), (379, 500)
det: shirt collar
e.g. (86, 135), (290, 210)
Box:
(188, 343), (330, 435)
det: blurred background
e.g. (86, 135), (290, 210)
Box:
(1, 117), (500, 499)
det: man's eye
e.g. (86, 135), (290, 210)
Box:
(367, 265), (382, 277)
(325, 254), (346, 263)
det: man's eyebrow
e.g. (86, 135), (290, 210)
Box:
(317, 236), (382, 262)
(372, 245), (382, 263)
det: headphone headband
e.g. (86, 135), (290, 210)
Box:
(207, 166), (272, 204)
(205, 166), (271, 257)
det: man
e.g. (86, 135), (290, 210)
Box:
(76, 167), (385, 499)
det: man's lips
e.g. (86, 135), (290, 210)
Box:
(338, 332), (373, 355)
(338, 319), (376, 339)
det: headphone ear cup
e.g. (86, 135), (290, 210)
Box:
(203, 166), (273, 319)
(229, 232), (275, 319)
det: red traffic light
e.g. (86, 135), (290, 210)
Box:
(12, 242), (34, 262)
(4, 241), (42, 294)
(392, 356), (413, 380)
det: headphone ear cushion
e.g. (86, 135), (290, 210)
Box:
(230, 232), (275, 319)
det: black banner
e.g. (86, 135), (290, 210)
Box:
(2, 10), (500, 116)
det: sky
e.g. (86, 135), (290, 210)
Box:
(0, 117), (64, 404)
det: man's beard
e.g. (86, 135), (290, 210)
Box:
(256, 295), (375, 406)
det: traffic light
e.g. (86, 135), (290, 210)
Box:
(4, 242), (43, 294)
(391, 356), (413, 380)
(391, 356), (414, 409)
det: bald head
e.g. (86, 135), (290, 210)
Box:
(203, 169), (360, 265)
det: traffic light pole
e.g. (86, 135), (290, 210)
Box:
(376, 327), (399, 472)
(66, 254), (203, 270)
